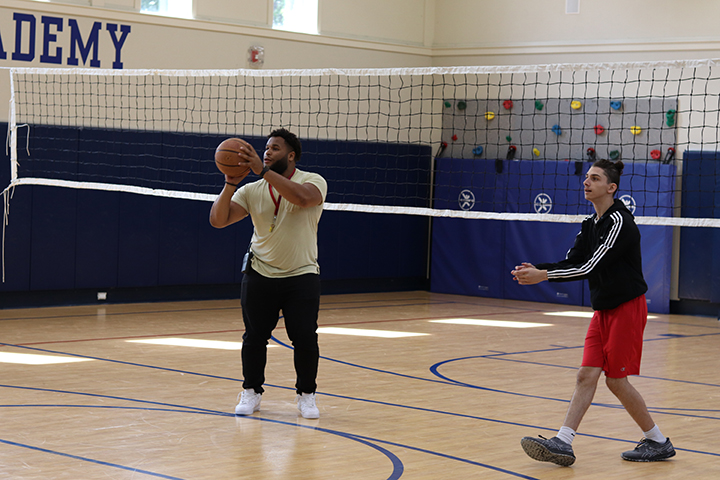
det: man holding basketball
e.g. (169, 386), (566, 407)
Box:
(511, 159), (675, 466)
(210, 128), (327, 419)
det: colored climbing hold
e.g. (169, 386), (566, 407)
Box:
(452, 134), (458, 141)
(650, 149), (661, 160)
(571, 100), (582, 110)
(664, 147), (676, 163)
(593, 125), (605, 135)
(506, 145), (517, 160)
(535, 100), (544, 111)
(485, 111), (495, 120)
(609, 150), (620, 160)
(472, 146), (484, 156)
(666, 109), (676, 127)
(503, 100), (514, 110)
(533, 148), (541, 157)
(630, 126), (642, 135)
(551, 124), (562, 135)
(610, 100), (622, 110)
(586, 148), (597, 160)
(457, 101), (467, 110)
(444, 101), (451, 108)
(506, 135), (512, 142)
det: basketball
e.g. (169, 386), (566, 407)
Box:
(215, 138), (251, 177)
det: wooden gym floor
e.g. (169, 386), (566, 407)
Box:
(0, 291), (718, 479)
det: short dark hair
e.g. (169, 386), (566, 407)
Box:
(269, 128), (301, 162)
(592, 158), (624, 195)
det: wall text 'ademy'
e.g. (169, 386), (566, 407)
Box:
(0, 13), (131, 69)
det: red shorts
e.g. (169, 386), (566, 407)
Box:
(581, 295), (647, 378)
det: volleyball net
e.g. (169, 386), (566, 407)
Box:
(4, 60), (720, 227)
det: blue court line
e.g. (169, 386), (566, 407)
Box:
(474, 355), (720, 390)
(0, 399), (541, 479)
(3, 330), (719, 470)
(0, 305), (240, 322)
(0, 438), (184, 479)
(0, 402), (403, 480)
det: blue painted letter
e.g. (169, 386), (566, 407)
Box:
(67, 19), (101, 67)
(106, 23), (131, 69)
(12, 13), (36, 62)
(40, 16), (63, 64)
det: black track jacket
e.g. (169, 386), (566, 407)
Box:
(534, 199), (648, 311)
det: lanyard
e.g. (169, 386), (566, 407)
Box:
(268, 168), (295, 232)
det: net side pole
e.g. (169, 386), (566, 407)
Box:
(7, 68), (17, 182)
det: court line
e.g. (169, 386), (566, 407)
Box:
(0, 405), (404, 480)
(477, 355), (720, 390)
(10, 309), (534, 347)
(4, 334), (719, 419)
(3, 330), (719, 459)
(0, 305), (240, 322)
(0, 400), (542, 480)
(0, 437), (184, 479)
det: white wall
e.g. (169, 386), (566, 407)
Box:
(3, 0), (720, 122)
(432, 0), (720, 65)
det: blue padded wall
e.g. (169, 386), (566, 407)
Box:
(431, 158), (674, 313)
(678, 151), (720, 304)
(0, 123), (430, 305)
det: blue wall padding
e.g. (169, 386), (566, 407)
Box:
(30, 187), (78, 291)
(679, 151), (720, 303)
(639, 225), (674, 312)
(434, 157), (509, 212)
(1, 124), (430, 297)
(75, 190), (120, 288)
(431, 218), (505, 297)
(503, 221), (586, 305)
(431, 158), (674, 313)
(505, 160), (588, 215)
(319, 210), (429, 281)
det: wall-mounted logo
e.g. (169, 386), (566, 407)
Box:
(458, 189), (475, 210)
(619, 194), (637, 213)
(534, 193), (552, 214)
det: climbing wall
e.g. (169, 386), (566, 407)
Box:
(440, 98), (677, 162)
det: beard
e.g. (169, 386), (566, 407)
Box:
(269, 154), (289, 175)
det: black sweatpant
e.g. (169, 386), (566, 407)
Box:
(240, 265), (321, 395)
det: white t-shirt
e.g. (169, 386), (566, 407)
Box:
(231, 168), (327, 278)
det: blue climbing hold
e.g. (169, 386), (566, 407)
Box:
(551, 124), (562, 136)
(610, 101), (622, 110)
(472, 145), (484, 156)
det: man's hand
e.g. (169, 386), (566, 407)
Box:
(236, 139), (265, 176)
(511, 262), (548, 285)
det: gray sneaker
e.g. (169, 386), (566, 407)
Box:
(234, 389), (261, 415)
(621, 438), (676, 462)
(521, 435), (576, 466)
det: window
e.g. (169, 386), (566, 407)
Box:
(141, 0), (193, 19)
(273, 0), (318, 35)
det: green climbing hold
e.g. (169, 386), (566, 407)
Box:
(609, 150), (620, 160)
(457, 101), (467, 110)
(506, 135), (512, 142)
(444, 101), (451, 108)
(666, 109), (676, 127)
(535, 100), (544, 111)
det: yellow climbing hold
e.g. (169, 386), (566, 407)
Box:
(533, 148), (541, 157)
(485, 111), (495, 120)
(630, 126), (642, 135)
(571, 100), (582, 110)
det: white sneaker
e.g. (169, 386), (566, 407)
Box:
(235, 389), (262, 415)
(296, 392), (320, 419)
